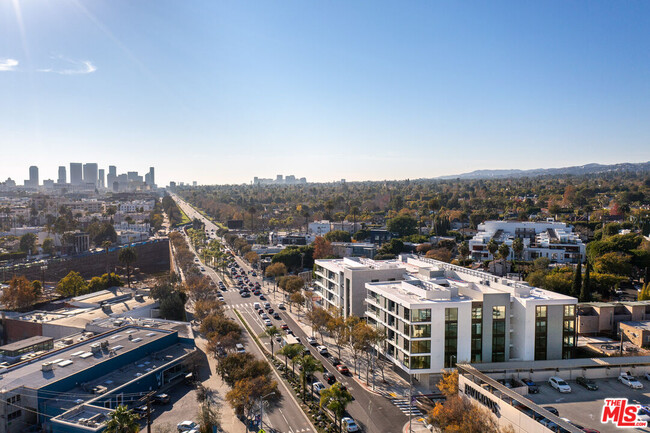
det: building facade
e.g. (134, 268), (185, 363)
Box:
(364, 255), (577, 387)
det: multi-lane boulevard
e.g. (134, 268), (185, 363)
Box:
(172, 194), (409, 433)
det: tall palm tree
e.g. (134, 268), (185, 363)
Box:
(320, 383), (353, 432)
(102, 240), (113, 274)
(297, 354), (323, 402)
(260, 326), (280, 355)
(105, 405), (140, 433)
(278, 344), (303, 374)
(118, 246), (137, 288)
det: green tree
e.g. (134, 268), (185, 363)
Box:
(580, 261), (592, 302)
(261, 326), (280, 355)
(458, 241), (470, 262)
(42, 238), (55, 255)
(512, 237), (524, 261)
(324, 230), (352, 243)
(105, 405), (140, 433)
(639, 283), (650, 301)
(278, 344), (303, 374)
(320, 382), (353, 432)
(296, 354), (323, 402)
(386, 214), (418, 237)
(19, 233), (37, 254)
(56, 271), (88, 297)
(118, 246), (137, 287)
(571, 261), (582, 299)
(498, 243), (510, 261)
(487, 239), (498, 259)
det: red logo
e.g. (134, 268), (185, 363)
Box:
(601, 398), (648, 428)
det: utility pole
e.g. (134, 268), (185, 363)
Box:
(408, 374), (412, 433)
(138, 391), (155, 433)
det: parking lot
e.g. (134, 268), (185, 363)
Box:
(527, 376), (650, 433)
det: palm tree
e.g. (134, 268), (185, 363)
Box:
(118, 246), (137, 288)
(278, 344), (303, 374)
(297, 354), (323, 402)
(261, 326), (280, 355)
(105, 405), (140, 433)
(248, 206), (256, 232)
(487, 239), (498, 260)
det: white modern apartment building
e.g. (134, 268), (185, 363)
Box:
(117, 200), (155, 213)
(365, 255), (577, 388)
(313, 257), (408, 318)
(468, 220), (585, 264)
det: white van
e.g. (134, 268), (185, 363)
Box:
(235, 343), (245, 354)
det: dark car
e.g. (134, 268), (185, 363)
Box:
(153, 393), (170, 404)
(543, 406), (559, 416)
(268, 308), (274, 314)
(273, 313), (281, 320)
(323, 372), (336, 385)
(576, 376), (599, 391)
(259, 295), (266, 300)
(522, 379), (539, 394)
(330, 357), (341, 366)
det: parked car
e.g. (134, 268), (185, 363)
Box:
(576, 376), (598, 391)
(337, 365), (350, 375)
(264, 303), (271, 309)
(281, 324), (289, 330)
(133, 404), (153, 415)
(307, 337), (318, 346)
(273, 312), (281, 320)
(259, 294), (266, 300)
(278, 303), (285, 309)
(323, 372), (336, 384)
(313, 381), (326, 395)
(264, 319), (272, 326)
(268, 308), (274, 314)
(645, 372), (650, 381)
(153, 393), (170, 404)
(521, 379), (539, 394)
(330, 357), (341, 366)
(177, 421), (198, 432)
(543, 406), (559, 416)
(317, 345), (329, 355)
(341, 417), (360, 432)
(619, 373), (644, 389)
(548, 377), (571, 393)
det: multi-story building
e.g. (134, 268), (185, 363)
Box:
(70, 163), (83, 185)
(97, 169), (105, 188)
(82, 163), (98, 187)
(468, 220), (585, 264)
(365, 255), (577, 388)
(57, 166), (66, 184)
(314, 257), (408, 318)
(24, 166), (39, 187)
(308, 220), (331, 236)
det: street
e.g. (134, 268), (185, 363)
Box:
(172, 194), (409, 433)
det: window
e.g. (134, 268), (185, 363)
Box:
(411, 309), (431, 323)
(403, 339), (410, 351)
(492, 306), (506, 362)
(492, 306), (505, 319)
(445, 308), (458, 368)
(411, 324), (431, 338)
(471, 303), (483, 363)
(410, 356), (431, 369)
(535, 306), (547, 360)
(411, 340), (431, 354)
(403, 307), (410, 320)
(562, 304), (576, 359)
(7, 410), (21, 421)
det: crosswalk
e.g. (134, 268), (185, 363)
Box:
(380, 391), (426, 418)
(223, 302), (257, 310)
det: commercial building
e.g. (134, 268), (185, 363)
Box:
(70, 163), (83, 185)
(24, 166), (39, 187)
(0, 325), (196, 433)
(57, 166), (66, 184)
(619, 320), (650, 348)
(83, 163), (98, 187)
(469, 220), (585, 264)
(97, 169), (105, 189)
(330, 242), (377, 259)
(364, 255), (577, 388)
(314, 257), (408, 318)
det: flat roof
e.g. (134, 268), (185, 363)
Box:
(0, 336), (53, 351)
(0, 326), (173, 391)
(621, 320), (650, 331)
(464, 355), (650, 373)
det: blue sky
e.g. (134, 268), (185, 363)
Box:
(1, 1), (649, 186)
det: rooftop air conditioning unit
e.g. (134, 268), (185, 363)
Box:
(41, 362), (54, 372)
(90, 343), (101, 353)
(63, 338), (73, 345)
(100, 340), (109, 348)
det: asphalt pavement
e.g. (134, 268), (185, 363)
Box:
(172, 194), (409, 433)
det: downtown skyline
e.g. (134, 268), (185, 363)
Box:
(1, 1), (649, 186)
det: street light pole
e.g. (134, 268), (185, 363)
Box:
(260, 391), (276, 430)
(408, 374), (412, 433)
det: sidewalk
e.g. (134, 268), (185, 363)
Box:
(261, 281), (433, 400)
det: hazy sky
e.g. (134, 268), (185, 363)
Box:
(1, 1), (649, 186)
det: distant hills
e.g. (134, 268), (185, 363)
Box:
(436, 161), (650, 180)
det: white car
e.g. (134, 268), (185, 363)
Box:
(264, 319), (272, 326)
(317, 345), (329, 355)
(177, 421), (198, 432)
(341, 416), (360, 432)
(619, 373), (644, 389)
(548, 376), (571, 393)
(313, 381), (326, 395)
(307, 337), (318, 346)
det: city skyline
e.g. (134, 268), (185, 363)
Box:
(1, 1), (649, 185)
